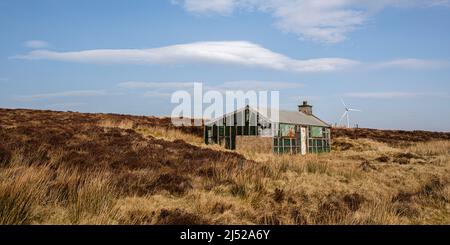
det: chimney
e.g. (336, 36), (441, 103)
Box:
(298, 101), (313, 115)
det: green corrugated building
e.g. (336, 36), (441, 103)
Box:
(204, 101), (331, 154)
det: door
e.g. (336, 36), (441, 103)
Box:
(225, 126), (230, 149)
(300, 126), (307, 155)
(225, 126), (236, 150)
(230, 126), (236, 150)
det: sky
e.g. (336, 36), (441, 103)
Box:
(1, 0), (450, 131)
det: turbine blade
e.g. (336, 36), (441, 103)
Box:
(340, 98), (347, 108)
(349, 108), (361, 112)
(339, 111), (347, 124)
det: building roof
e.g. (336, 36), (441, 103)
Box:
(205, 106), (330, 127)
(276, 109), (330, 127)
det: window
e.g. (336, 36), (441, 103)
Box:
(308, 126), (331, 153)
(273, 137), (298, 154)
(237, 126), (242, 135)
(250, 126), (257, 135)
(273, 123), (301, 154)
(309, 126), (323, 138)
(273, 124), (331, 155)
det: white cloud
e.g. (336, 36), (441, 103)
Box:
(0, 78), (8, 82)
(118, 80), (303, 91)
(173, 0), (235, 15)
(141, 91), (173, 98)
(45, 102), (87, 110)
(14, 41), (359, 73)
(218, 80), (303, 90)
(118, 81), (194, 99)
(24, 40), (49, 49)
(371, 58), (450, 69)
(117, 80), (304, 101)
(255, 0), (369, 43)
(14, 90), (108, 101)
(118, 81), (196, 89)
(173, 0), (450, 43)
(14, 40), (448, 72)
(342, 91), (449, 99)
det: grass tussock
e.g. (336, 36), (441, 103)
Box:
(0, 108), (449, 224)
(0, 164), (117, 224)
(135, 126), (203, 145)
(0, 166), (48, 224)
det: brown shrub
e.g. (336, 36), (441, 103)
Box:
(333, 140), (354, 151)
(392, 191), (414, 203)
(360, 160), (376, 171)
(1, 108), (450, 225)
(230, 183), (247, 198)
(258, 213), (281, 225)
(375, 155), (390, 163)
(273, 188), (285, 203)
(0, 108), (250, 175)
(0, 146), (11, 166)
(343, 193), (366, 211)
(332, 127), (450, 145)
(391, 176), (448, 206)
(197, 166), (215, 178)
(393, 203), (419, 218)
(149, 172), (192, 195)
(393, 152), (425, 165)
(115, 171), (158, 196)
(211, 202), (233, 214)
(395, 152), (423, 160)
(155, 208), (208, 225)
(315, 194), (350, 224)
(394, 158), (409, 165)
(418, 176), (444, 197)
(290, 209), (308, 225)
(118, 209), (154, 225)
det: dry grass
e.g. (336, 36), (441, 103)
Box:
(135, 126), (203, 145)
(407, 140), (450, 156)
(0, 164), (118, 224)
(98, 118), (135, 130)
(0, 108), (449, 224)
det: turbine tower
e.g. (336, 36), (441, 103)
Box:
(339, 98), (361, 128)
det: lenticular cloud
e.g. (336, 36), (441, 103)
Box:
(14, 41), (359, 73)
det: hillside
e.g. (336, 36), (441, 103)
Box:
(332, 127), (450, 145)
(0, 108), (449, 224)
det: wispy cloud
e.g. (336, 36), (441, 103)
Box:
(342, 91), (449, 99)
(288, 95), (321, 101)
(173, 0), (450, 43)
(14, 90), (108, 101)
(118, 81), (190, 98)
(218, 80), (303, 90)
(371, 59), (450, 69)
(118, 81), (196, 89)
(12, 41), (360, 73)
(118, 80), (303, 91)
(117, 80), (304, 102)
(24, 40), (49, 49)
(14, 41), (448, 72)
(141, 91), (173, 98)
(0, 77), (8, 82)
(174, 0), (235, 15)
(44, 102), (87, 110)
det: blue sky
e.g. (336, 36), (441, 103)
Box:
(1, 0), (450, 131)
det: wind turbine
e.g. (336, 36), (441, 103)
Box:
(339, 98), (361, 128)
